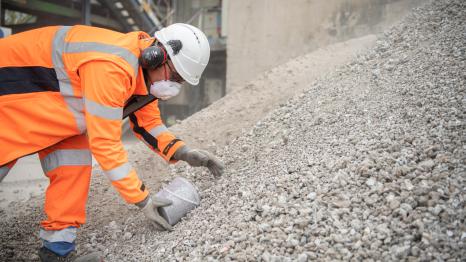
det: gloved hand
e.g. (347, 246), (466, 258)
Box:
(174, 146), (224, 177)
(136, 196), (173, 231)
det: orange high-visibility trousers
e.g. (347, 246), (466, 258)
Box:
(38, 134), (92, 231)
(1, 134), (91, 243)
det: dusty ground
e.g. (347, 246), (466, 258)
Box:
(1, 0), (465, 261)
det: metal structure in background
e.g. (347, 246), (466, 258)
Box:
(0, 0), (226, 126)
(81, 0), (90, 25)
(156, 0), (226, 125)
(0, 0), (168, 33)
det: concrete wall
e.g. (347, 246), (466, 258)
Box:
(226, 0), (424, 91)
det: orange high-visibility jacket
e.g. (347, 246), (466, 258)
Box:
(0, 25), (185, 203)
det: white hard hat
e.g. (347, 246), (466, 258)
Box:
(154, 23), (210, 85)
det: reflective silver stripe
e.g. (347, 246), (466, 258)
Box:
(40, 227), (77, 243)
(84, 98), (122, 120)
(66, 42), (139, 76)
(149, 125), (168, 138)
(52, 26), (140, 133)
(40, 149), (92, 173)
(0, 165), (11, 183)
(52, 26), (86, 134)
(104, 162), (132, 181)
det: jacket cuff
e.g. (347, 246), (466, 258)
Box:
(135, 194), (150, 208)
(110, 170), (150, 204)
(161, 139), (185, 163)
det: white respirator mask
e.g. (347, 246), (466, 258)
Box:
(149, 80), (182, 100)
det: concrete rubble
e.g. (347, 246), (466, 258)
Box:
(0, 0), (465, 261)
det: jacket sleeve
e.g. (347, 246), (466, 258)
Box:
(128, 99), (185, 163)
(79, 61), (149, 204)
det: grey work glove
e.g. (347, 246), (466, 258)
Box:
(174, 146), (224, 177)
(136, 196), (173, 231)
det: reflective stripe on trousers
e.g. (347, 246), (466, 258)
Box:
(40, 227), (77, 243)
(39, 135), (92, 231)
(40, 149), (92, 173)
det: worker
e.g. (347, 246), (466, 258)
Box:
(0, 23), (224, 261)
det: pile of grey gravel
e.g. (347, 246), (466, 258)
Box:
(94, 0), (465, 261)
(0, 0), (464, 261)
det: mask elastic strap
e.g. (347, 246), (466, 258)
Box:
(159, 41), (169, 80)
(163, 64), (169, 81)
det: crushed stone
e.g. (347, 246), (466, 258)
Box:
(1, 0), (465, 261)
